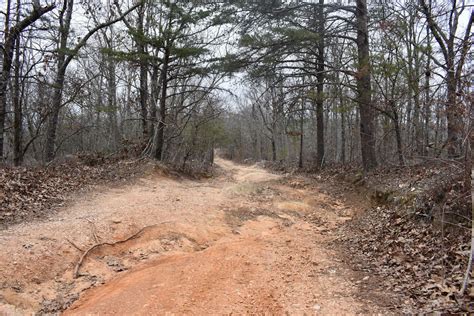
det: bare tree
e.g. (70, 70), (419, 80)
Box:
(419, 0), (473, 158)
(44, 0), (141, 162)
(0, 0), (55, 160)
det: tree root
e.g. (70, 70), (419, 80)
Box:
(73, 222), (171, 279)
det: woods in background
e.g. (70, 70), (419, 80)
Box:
(223, 0), (472, 173)
(0, 0), (229, 170)
(0, 0), (472, 173)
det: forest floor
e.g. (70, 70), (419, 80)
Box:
(0, 157), (399, 315)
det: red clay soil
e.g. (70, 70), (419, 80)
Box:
(0, 158), (392, 315)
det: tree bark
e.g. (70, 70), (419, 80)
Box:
(271, 136), (277, 161)
(149, 65), (159, 135)
(137, 3), (148, 139)
(423, 9), (432, 156)
(392, 103), (405, 166)
(356, 0), (377, 171)
(299, 98), (304, 168)
(153, 49), (170, 161)
(12, 7), (22, 166)
(336, 68), (346, 164)
(446, 69), (462, 157)
(106, 56), (120, 150)
(315, 0), (325, 168)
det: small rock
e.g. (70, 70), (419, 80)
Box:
(105, 256), (126, 272)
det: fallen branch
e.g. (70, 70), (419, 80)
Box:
(73, 222), (171, 278)
(66, 238), (84, 252)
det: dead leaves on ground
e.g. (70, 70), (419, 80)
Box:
(0, 159), (145, 227)
(332, 163), (472, 313)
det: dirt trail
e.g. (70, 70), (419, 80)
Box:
(0, 158), (386, 315)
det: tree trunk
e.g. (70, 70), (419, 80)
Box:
(393, 108), (405, 166)
(299, 100), (304, 168)
(106, 55), (119, 150)
(45, 61), (67, 161)
(12, 16), (22, 166)
(0, 0), (12, 161)
(423, 17), (431, 156)
(149, 65), (159, 135)
(45, 0), (73, 162)
(139, 59), (148, 139)
(413, 51), (422, 154)
(446, 69), (462, 157)
(209, 144), (214, 165)
(340, 90), (346, 164)
(315, 0), (325, 168)
(153, 49), (170, 161)
(271, 136), (277, 161)
(356, 0), (377, 171)
(251, 104), (260, 161)
(137, 4), (148, 139)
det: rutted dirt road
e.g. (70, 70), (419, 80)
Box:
(0, 158), (386, 315)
